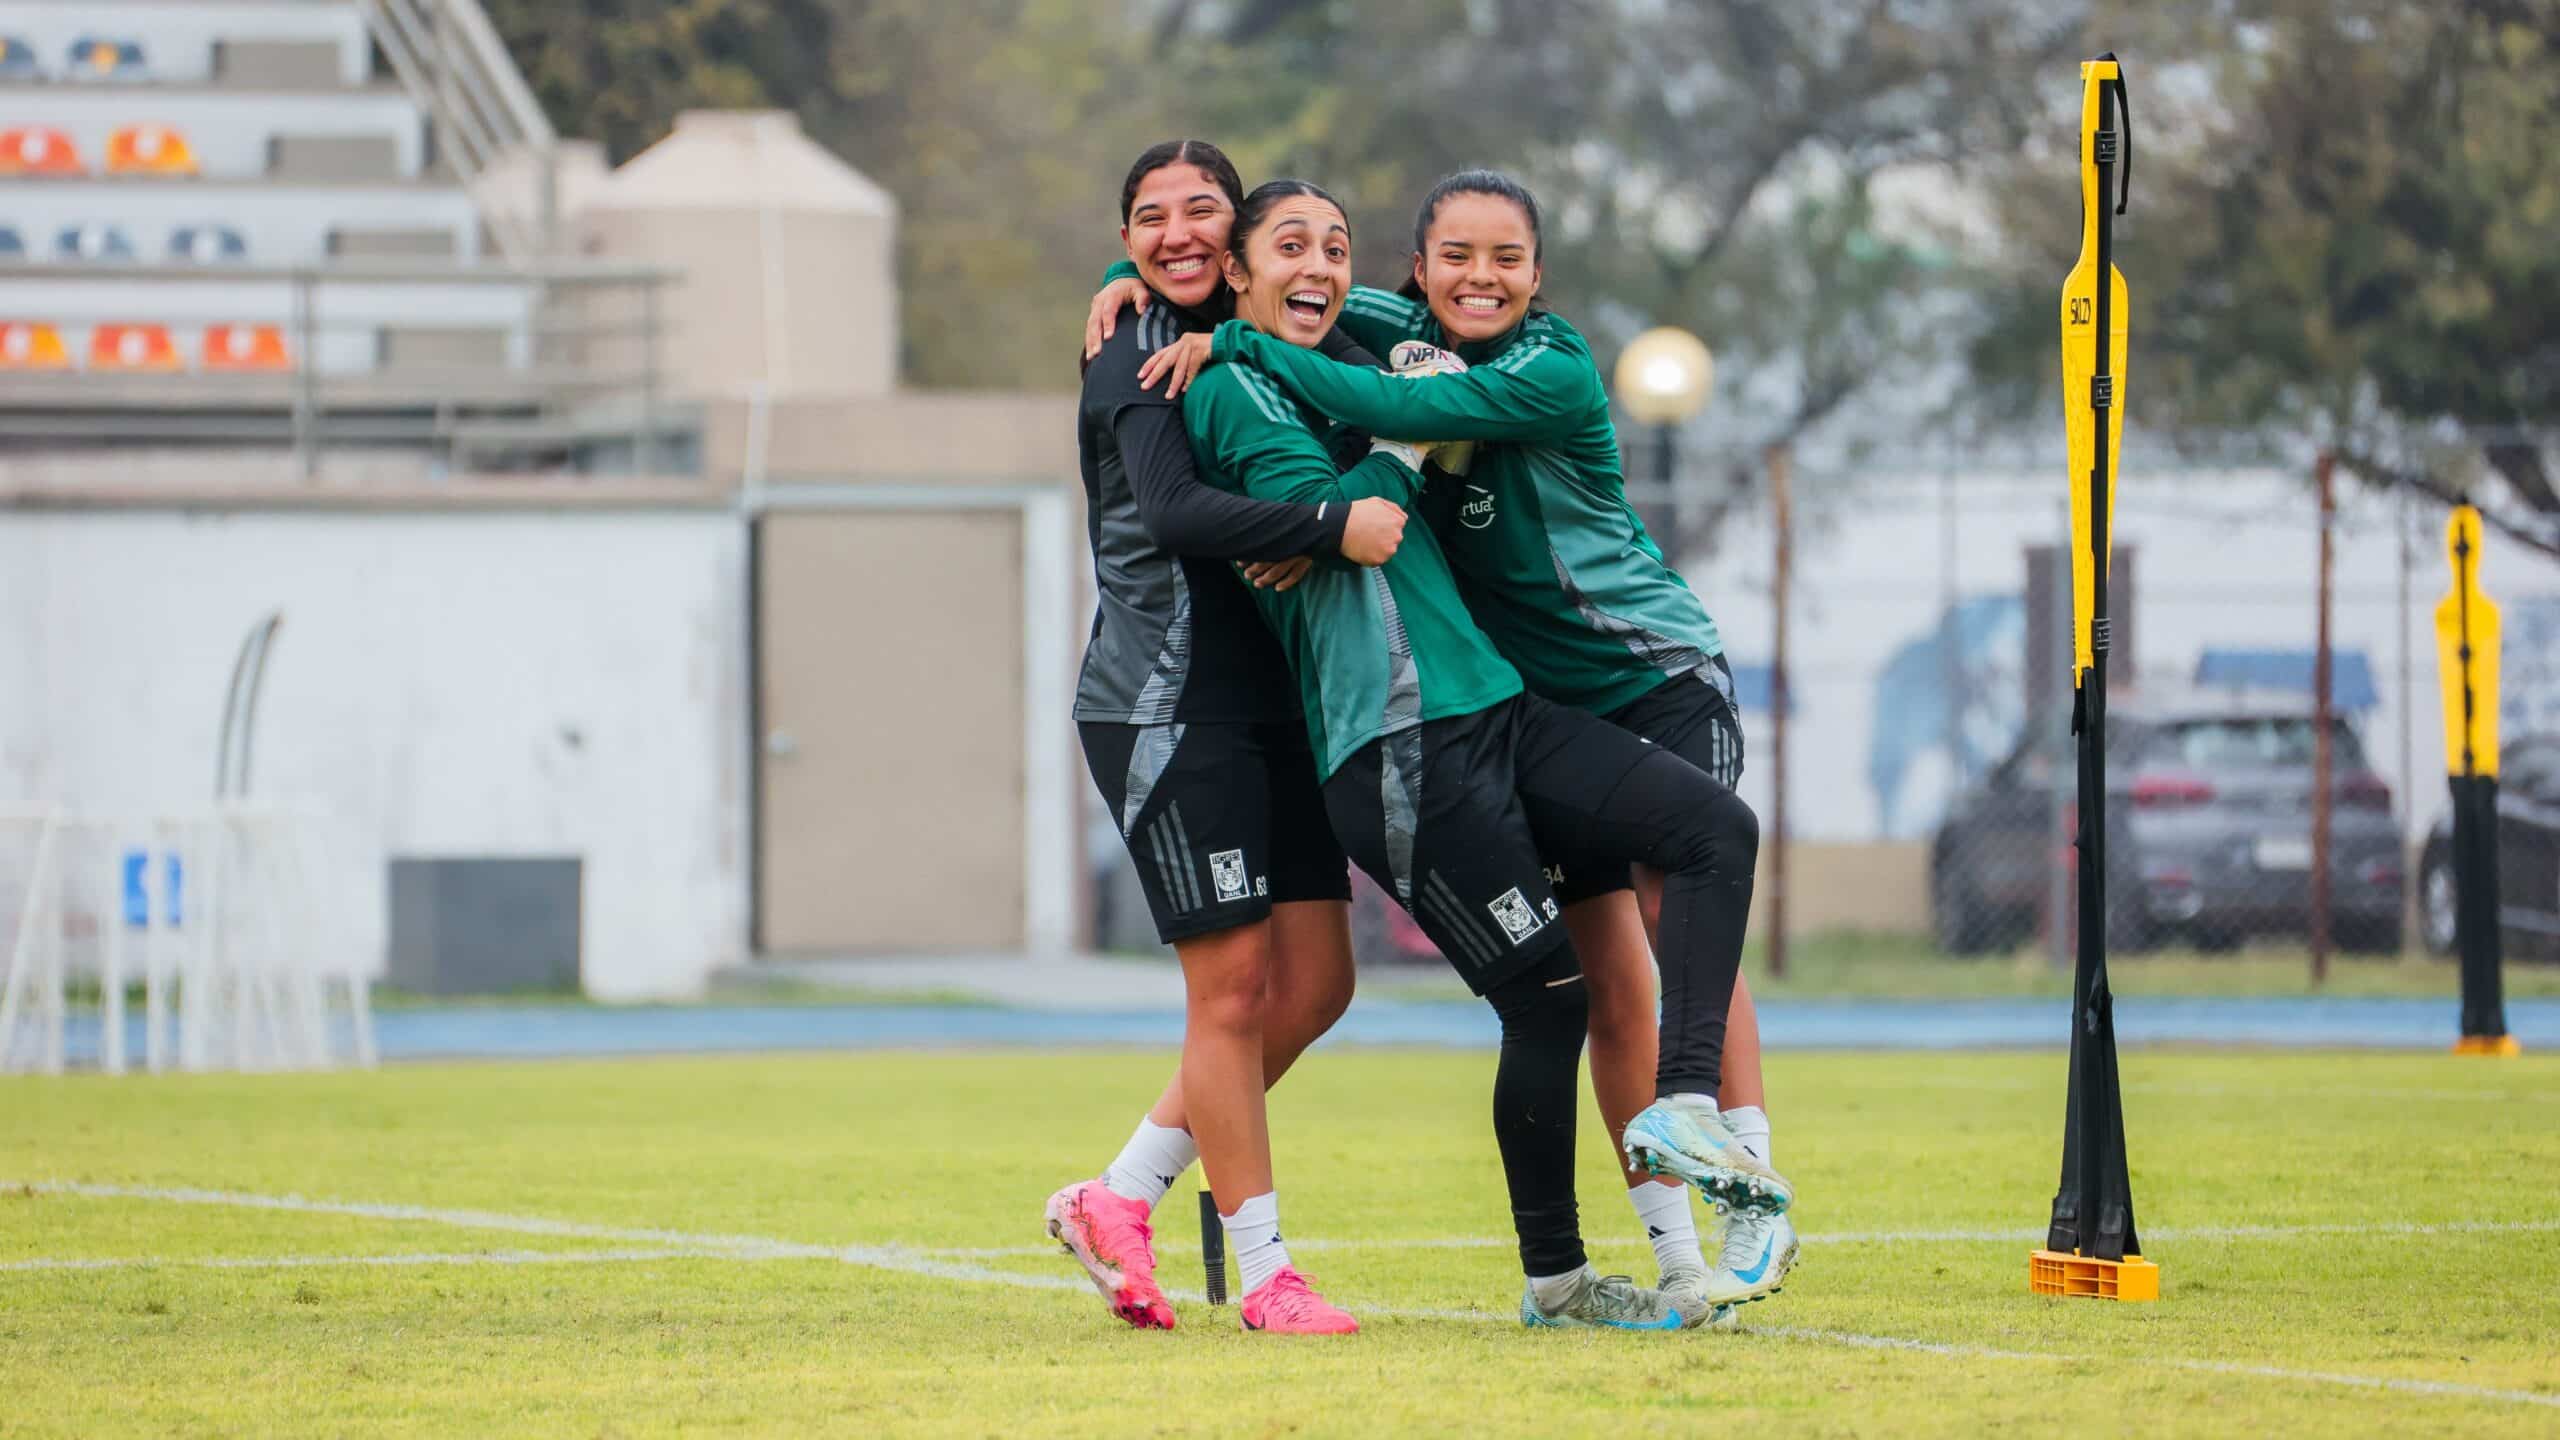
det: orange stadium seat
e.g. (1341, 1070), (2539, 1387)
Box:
(201, 324), (290, 372)
(106, 124), (199, 177)
(0, 126), (84, 176)
(0, 323), (73, 371)
(89, 324), (182, 373)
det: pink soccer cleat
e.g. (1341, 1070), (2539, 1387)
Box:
(1044, 1179), (1175, 1330)
(1239, 1266), (1358, 1335)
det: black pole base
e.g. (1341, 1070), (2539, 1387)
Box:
(2449, 775), (2511, 1048)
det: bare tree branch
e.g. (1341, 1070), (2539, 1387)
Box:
(2334, 446), (2560, 561)
(2483, 441), (2559, 514)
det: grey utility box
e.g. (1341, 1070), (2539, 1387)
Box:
(387, 857), (583, 996)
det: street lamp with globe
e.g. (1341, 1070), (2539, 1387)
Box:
(1612, 326), (1715, 556)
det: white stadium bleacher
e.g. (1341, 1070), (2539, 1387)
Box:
(6, 4), (372, 87)
(0, 0), (685, 474)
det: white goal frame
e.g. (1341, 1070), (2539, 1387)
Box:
(0, 806), (376, 1074)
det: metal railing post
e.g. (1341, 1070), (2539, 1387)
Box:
(1767, 442), (1792, 979)
(638, 276), (661, 474)
(291, 268), (318, 478)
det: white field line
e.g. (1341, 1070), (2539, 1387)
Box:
(7, 1181), (1095, 1296)
(1, 1248), (725, 1273)
(924, 1216), (2560, 1259)
(1895, 1076), (2559, 1105)
(10, 1180), (2556, 1412)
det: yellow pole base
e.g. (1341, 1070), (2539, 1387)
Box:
(2029, 1249), (2160, 1301)
(2453, 1034), (2523, 1057)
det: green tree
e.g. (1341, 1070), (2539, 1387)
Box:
(1965, 0), (2559, 554)
(485, 0), (1172, 387)
(484, 0), (2090, 431)
(1155, 0), (2091, 544)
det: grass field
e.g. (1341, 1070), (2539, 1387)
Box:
(5, 1047), (2557, 1436)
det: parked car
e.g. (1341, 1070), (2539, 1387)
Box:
(2417, 733), (2560, 962)
(1931, 694), (2404, 954)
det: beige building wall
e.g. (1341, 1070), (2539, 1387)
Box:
(701, 392), (1079, 486)
(757, 509), (1030, 952)
(1750, 841), (1933, 937)
(710, 389), (1085, 955)
(571, 108), (1089, 958)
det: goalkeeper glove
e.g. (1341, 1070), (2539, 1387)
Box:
(1386, 342), (1474, 475)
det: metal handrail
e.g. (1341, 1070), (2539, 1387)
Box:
(360, 0), (560, 261)
(0, 259), (686, 476)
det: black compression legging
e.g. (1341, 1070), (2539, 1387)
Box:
(1517, 734), (1760, 1099)
(1485, 945), (1591, 1278)
(1643, 762), (1760, 1097)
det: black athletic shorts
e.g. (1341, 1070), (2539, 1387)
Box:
(1323, 691), (1686, 994)
(1080, 719), (1352, 945)
(1546, 655), (1746, 906)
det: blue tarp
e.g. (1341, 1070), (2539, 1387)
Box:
(1727, 661), (1797, 714)
(2193, 648), (2378, 710)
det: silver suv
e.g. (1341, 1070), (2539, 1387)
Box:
(1931, 694), (2404, 954)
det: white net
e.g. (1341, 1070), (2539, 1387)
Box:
(0, 808), (374, 1074)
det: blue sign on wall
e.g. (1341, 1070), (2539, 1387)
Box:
(164, 853), (185, 928)
(122, 850), (151, 928)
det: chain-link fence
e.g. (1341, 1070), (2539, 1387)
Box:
(1682, 452), (2560, 970)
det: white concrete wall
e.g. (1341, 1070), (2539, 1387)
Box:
(2, 507), (749, 999)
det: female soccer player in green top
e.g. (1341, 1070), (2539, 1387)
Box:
(1093, 171), (1798, 1316)
(1180, 177), (1785, 1330)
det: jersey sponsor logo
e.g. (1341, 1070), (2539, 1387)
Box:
(1459, 484), (1497, 530)
(1210, 848), (1251, 903)
(1488, 886), (1546, 945)
(1255, 876), (1269, 897)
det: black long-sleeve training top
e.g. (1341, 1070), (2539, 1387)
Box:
(1073, 289), (1376, 725)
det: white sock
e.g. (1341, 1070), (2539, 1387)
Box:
(1629, 1181), (1703, 1277)
(1102, 1118), (1198, 1209)
(1669, 1091), (1719, 1113)
(1221, 1191), (1292, 1295)
(1527, 1263), (1590, 1311)
(1723, 1105), (1772, 1167)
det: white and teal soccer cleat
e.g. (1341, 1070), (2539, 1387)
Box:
(1622, 1098), (1794, 1215)
(1654, 1264), (1742, 1331)
(1519, 1267), (1687, 1332)
(1703, 1207), (1799, 1307)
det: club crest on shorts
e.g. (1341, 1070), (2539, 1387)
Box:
(1487, 887), (1546, 945)
(1210, 848), (1250, 903)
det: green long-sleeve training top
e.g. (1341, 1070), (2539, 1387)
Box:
(1179, 351), (1523, 781)
(1218, 287), (1727, 717)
